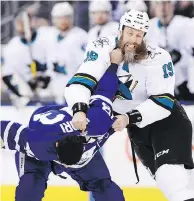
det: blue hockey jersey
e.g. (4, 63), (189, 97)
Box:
(1, 66), (118, 168)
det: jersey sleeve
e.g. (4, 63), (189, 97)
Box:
(64, 37), (113, 107)
(86, 97), (115, 136)
(1, 120), (58, 161)
(86, 65), (119, 136)
(135, 50), (175, 128)
(1, 120), (28, 152)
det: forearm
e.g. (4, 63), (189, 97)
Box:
(126, 94), (175, 128)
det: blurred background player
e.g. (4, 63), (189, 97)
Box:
(47, 2), (88, 104)
(2, 11), (51, 108)
(146, 0), (194, 101)
(27, 2), (50, 28)
(113, 0), (148, 22)
(88, 0), (119, 41)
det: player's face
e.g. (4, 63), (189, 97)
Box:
(91, 11), (109, 25)
(53, 16), (71, 31)
(154, 1), (174, 23)
(121, 27), (144, 51)
(118, 27), (147, 63)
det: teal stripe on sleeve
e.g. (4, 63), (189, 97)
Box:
(154, 97), (174, 109)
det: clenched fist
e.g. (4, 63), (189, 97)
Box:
(112, 115), (129, 132)
(110, 48), (123, 64)
(72, 111), (87, 133)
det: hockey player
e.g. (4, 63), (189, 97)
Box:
(88, 0), (119, 41)
(1, 63), (125, 201)
(146, 1), (194, 100)
(2, 11), (51, 107)
(47, 2), (88, 104)
(187, 17), (194, 94)
(65, 9), (194, 201)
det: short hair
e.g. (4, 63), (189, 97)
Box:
(56, 135), (84, 165)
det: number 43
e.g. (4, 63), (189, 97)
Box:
(162, 62), (174, 78)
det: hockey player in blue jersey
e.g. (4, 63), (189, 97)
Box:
(1, 57), (125, 201)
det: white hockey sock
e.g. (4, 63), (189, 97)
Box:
(156, 164), (194, 201)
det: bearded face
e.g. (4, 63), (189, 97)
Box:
(117, 27), (148, 64)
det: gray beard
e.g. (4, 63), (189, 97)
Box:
(124, 51), (136, 64)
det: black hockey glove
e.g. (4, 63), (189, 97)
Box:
(36, 76), (51, 89)
(169, 49), (182, 65)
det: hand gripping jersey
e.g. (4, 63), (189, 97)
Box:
(65, 35), (175, 128)
(1, 67), (118, 168)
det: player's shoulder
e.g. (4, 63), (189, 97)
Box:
(149, 17), (159, 25)
(6, 36), (21, 47)
(87, 35), (117, 52)
(72, 26), (88, 35)
(145, 43), (171, 64)
(171, 15), (190, 29)
(88, 25), (100, 33)
(37, 26), (58, 40)
(173, 15), (190, 22)
(4, 36), (21, 55)
(106, 21), (119, 28)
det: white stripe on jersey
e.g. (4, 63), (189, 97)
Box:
(90, 95), (112, 106)
(15, 125), (27, 151)
(3, 121), (14, 149)
(19, 152), (25, 177)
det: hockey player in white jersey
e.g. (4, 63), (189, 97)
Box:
(88, 0), (119, 41)
(2, 12), (51, 107)
(146, 1), (194, 100)
(65, 9), (194, 201)
(47, 2), (88, 104)
(187, 17), (194, 94)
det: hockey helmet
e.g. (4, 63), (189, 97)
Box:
(89, 0), (112, 13)
(126, 0), (148, 12)
(51, 2), (74, 17)
(119, 9), (149, 33)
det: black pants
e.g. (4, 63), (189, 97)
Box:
(128, 100), (194, 176)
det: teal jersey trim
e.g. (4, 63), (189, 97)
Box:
(68, 77), (96, 89)
(154, 97), (174, 109)
(122, 63), (129, 72)
(119, 82), (132, 100)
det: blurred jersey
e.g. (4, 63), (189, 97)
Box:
(88, 21), (119, 42)
(146, 15), (192, 89)
(46, 26), (88, 104)
(2, 27), (50, 83)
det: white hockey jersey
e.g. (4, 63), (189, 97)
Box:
(187, 18), (194, 93)
(146, 15), (191, 87)
(47, 26), (88, 79)
(46, 26), (88, 104)
(88, 21), (119, 42)
(65, 35), (175, 128)
(2, 26), (51, 82)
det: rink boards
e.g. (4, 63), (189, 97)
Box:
(0, 105), (194, 201)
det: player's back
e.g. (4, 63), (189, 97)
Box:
(29, 104), (78, 136)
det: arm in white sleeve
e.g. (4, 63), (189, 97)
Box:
(64, 37), (113, 107)
(135, 50), (175, 128)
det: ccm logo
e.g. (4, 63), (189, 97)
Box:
(155, 149), (169, 160)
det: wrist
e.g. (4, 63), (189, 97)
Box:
(125, 110), (142, 126)
(72, 102), (88, 115)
